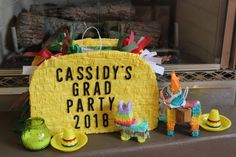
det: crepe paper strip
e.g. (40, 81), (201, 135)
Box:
(140, 49), (165, 75)
(48, 44), (62, 52)
(118, 31), (137, 52)
(147, 62), (164, 75)
(67, 44), (82, 54)
(24, 30), (75, 65)
(137, 36), (144, 44)
(49, 42), (82, 54)
(131, 36), (152, 54)
(24, 49), (63, 65)
(122, 31), (135, 46)
(52, 29), (78, 54)
(50, 44), (114, 53)
(128, 31), (135, 45)
(121, 41), (137, 52)
(24, 49), (62, 59)
(123, 38), (129, 47)
(118, 32), (125, 49)
(140, 49), (157, 59)
(67, 29), (80, 53)
(31, 56), (45, 66)
(62, 29), (70, 54)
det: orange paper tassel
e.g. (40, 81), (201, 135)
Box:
(170, 71), (180, 94)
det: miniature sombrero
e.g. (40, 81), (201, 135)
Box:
(200, 109), (231, 131)
(51, 128), (88, 152)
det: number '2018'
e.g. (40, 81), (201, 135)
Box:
(73, 113), (109, 129)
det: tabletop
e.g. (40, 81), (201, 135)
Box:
(1, 104), (236, 157)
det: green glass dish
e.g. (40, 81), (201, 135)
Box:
(21, 117), (51, 151)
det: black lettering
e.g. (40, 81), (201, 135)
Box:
(76, 98), (84, 112)
(66, 67), (73, 81)
(103, 113), (109, 127)
(98, 97), (105, 111)
(125, 66), (132, 80)
(93, 114), (98, 127)
(72, 82), (79, 96)
(85, 66), (93, 80)
(56, 68), (63, 82)
(88, 97), (94, 111)
(103, 66), (110, 79)
(83, 82), (90, 96)
(84, 115), (91, 128)
(94, 81), (101, 95)
(96, 66), (99, 80)
(66, 99), (73, 113)
(109, 97), (115, 111)
(113, 66), (119, 79)
(104, 81), (111, 95)
(74, 115), (80, 129)
(77, 67), (84, 80)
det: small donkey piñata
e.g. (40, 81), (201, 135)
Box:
(115, 100), (149, 143)
(159, 71), (201, 137)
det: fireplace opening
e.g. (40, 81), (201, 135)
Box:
(0, 0), (234, 69)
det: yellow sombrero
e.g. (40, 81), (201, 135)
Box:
(200, 109), (231, 131)
(51, 128), (88, 152)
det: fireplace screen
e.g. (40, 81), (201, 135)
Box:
(0, 0), (233, 69)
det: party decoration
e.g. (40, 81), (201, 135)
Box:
(140, 49), (164, 75)
(117, 31), (152, 54)
(200, 109), (231, 132)
(24, 27), (164, 77)
(73, 38), (118, 51)
(21, 117), (51, 151)
(30, 51), (159, 135)
(51, 128), (88, 152)
(115, 100), (149, 143)
(159, 71), (201, 137)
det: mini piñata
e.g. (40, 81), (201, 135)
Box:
(115, 100), (150, 143)
(29, 51), (159, 135)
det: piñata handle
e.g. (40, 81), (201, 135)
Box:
(81, 26), (103, 51)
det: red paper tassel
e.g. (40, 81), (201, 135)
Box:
(131, 36), (152, 54)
